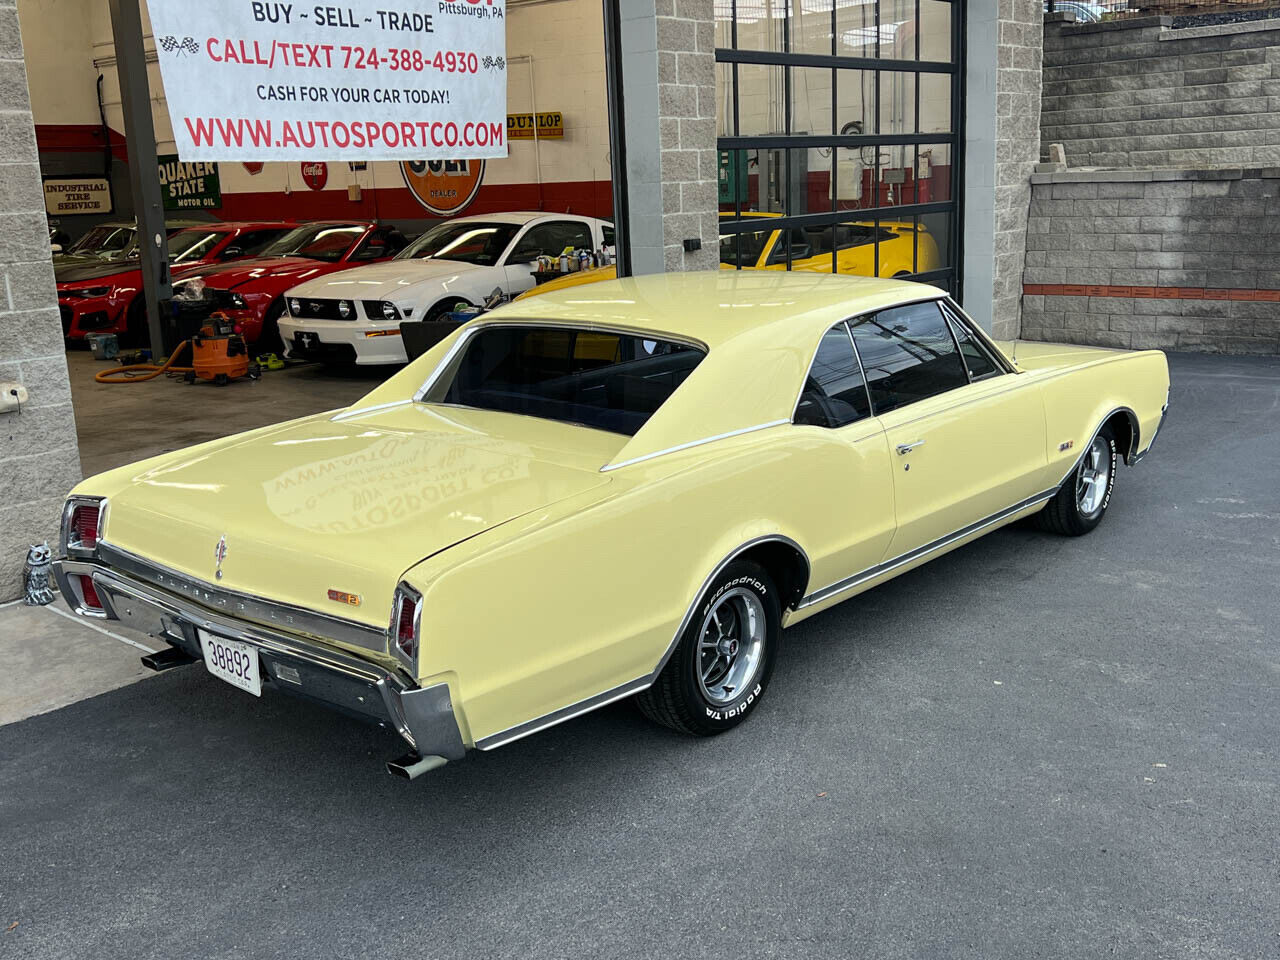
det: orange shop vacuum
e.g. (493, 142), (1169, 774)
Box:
(95, 313), (261, 386)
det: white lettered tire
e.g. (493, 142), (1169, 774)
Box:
(635, 560), (781, 736)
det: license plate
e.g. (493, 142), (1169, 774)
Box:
(198, 630), (262, 697)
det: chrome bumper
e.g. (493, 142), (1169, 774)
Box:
(51, 557), (466, 762)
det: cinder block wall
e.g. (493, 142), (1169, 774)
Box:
(0, 1), (83, 600)
(1022, 169), (1280, 355)
(1041, 15), (1280, 169)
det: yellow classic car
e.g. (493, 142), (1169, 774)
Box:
(515, 213), (939, 300)
(53, 272), (1169, 779)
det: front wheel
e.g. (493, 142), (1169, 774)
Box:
(1036, 425), (1117, 536)
(634, 560), (780, 736)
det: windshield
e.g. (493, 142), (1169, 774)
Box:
(719, 228), (774, 268)
(423, 326), (706, 436)
(258, 224), (364, 261)
(167, 229), (223, 263)
(397, 222), (520, 265)
(68, 225), (133, 256)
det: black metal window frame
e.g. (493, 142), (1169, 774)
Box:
(716, 0), (965, 297)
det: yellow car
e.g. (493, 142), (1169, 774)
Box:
(516, 213), (939, 300)
(53, 272), (1169, 779)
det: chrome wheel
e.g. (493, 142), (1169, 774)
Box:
(697, 587), (766, 705)
(1076, 436), (1111, 517)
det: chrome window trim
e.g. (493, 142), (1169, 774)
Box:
(600, 420), (790, 472)
(389, 581), (423, 673)
(474, 533), (810, 751)
(789, 321), (873, 428)
(788, 293), (948, 421)
(938, 299), (1008, 382)
(411, 321), (709, 405)
(797, 486), (1060, 610)
(940, 298), (1017, 376)
(95, 541), (387, 655)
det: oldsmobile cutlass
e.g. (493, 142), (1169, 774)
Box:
(54, 272), (1169, 779)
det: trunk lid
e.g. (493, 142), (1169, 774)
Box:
(101, 404), (622, 635)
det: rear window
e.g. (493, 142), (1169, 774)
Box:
(424, 326), (705, 435)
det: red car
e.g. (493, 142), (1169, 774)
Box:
(57, 221), (297, 343)
(173, 221), (407, 350)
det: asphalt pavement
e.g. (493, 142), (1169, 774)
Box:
(2, 351), (1277, 959)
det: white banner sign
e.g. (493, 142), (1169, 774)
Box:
(147, 1), (508, 162)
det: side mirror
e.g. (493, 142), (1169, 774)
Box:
(221, 246), (245, 259)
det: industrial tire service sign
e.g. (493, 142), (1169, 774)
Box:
(147, 0), (508, 162)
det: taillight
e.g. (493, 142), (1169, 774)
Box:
(396, 594), (417, 659)
(79, 575), (102, 610)
(72, 505), (99, 549)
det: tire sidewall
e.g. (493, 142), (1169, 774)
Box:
(1076, 428), (1117, 528)
(674, 561), (780, 734)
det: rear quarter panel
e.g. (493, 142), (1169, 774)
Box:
(403, 426), (895, 748)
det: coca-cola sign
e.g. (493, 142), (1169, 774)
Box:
(300, 162), (328, 191)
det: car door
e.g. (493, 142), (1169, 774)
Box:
(791, 323), (896, 591)
(502, 219), (595, 296)
(846, 299), (1047, 561)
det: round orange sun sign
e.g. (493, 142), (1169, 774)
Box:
(401, 160), (485, 217)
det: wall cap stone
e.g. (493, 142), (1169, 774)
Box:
(1030, 167), (1280, 184)
(1159, 16), (1280, 41)
(1048, 15), (1170, 35)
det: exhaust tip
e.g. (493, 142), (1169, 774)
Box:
(386, 753), (448, 780)
(140, 646), (195, 672)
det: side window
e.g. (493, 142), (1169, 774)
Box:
(602, 225), (615, 248)
(351, 228), (399, 261)
(509, 221), (594, 262)
(847, 301), (969, 415)
(794, 324), (871, 428)
(226, 230), (281, 257)
(940, 301), (1002, 381)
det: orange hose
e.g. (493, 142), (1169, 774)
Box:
(94, 340), (195, 384)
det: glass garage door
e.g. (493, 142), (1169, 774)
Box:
(715, 0), (962, 295)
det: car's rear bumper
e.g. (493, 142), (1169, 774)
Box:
(51, 557), (467, 762)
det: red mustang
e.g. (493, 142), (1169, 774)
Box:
(57, 221), (297, 343)
(173, 221), (407, 350)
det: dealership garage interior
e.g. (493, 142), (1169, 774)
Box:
(4, 0), (1280, 956)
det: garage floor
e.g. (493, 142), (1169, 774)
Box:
(3, 352), (1278, 959)
(66, 350), (387, 477)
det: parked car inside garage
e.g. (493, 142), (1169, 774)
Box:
(56, 221), (297, 343)
(171, 221), (408, 352)
(278, 212), (611, 365)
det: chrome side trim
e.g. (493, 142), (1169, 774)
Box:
(474, 533), (810, 751)
(96, 541), (387, 655)
(1132, 396), (1168, 464)
(600, 420), (790, 473)
(796, 487), (1059, 610)
(330, 399), (412, 422)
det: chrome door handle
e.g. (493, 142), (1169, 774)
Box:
(896, 440), (926, 455)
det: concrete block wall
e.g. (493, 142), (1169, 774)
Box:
(1021, 169), (1280, 355)
(619, 0), (718, 275)
(0, 0), (82, 600)
(964, 0), (1045, 340)
(1042, 15), (1280, 169)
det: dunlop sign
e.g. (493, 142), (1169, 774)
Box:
(507, 112), (564, 140)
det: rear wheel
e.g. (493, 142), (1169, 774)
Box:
(1036, 426), (1117, 536)
(635, 560), (780, 736)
